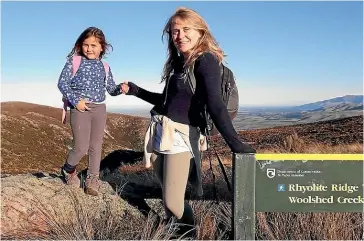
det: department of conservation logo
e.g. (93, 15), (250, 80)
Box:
(266, 168), (276, 178)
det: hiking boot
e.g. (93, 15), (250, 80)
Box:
(61, 167), (81, 188)
(85, 173), (101, 196)
(176, 202), (196, 239)
(158, 216), (173, 229)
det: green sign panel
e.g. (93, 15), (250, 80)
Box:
(255, 160), (363, 212)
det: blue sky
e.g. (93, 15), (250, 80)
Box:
(1, 1), (363, 108)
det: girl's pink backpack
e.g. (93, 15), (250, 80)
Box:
(61, 56), (109, 124)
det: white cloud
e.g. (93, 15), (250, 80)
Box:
(1, 80), (361, 109)
(235, 80), (362, 107)
(0, 81), (164, 109)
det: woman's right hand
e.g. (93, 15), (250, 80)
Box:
(121, 81), (139, 95)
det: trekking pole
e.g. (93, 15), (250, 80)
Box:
(205, 111), (232, 193)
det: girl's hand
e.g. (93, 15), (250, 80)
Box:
(121, 81), (130, 94)
(76, 99), (91, 112)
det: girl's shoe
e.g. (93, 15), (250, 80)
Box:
(85, 173), (101, 196)
(61, 168), (81, 188)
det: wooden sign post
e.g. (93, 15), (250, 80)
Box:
(232, 153), (256, 240)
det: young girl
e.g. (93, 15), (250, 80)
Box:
(57, 27), (122, 196)
(122, 7), (256, 236)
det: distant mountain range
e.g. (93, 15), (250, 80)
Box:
(293, 95), (363, 112)
(235, 95), (363, 130)
(240, 95), (363, 113)
(104, 95), (363, 130)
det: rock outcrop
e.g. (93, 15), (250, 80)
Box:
(1, 173), (143, 236)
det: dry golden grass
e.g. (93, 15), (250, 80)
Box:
(1, 190), (178, 240)
(2, 190), (231, 240)
(202, 132), (363, 172)
(256, 212), (363, 240)
(5, 190), (361, 240)
(259, 132), (363, 154)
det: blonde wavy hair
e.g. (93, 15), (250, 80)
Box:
(161, 7), (225, 82)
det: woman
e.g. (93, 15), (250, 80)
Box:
(122, 6), (256, 234)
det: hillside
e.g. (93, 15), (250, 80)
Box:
(295, 95), (363, 111)
(1, 102), (149, 174)
(1, 101), (362, 174)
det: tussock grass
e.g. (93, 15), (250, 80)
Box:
(5, 192), (361, 240)
(2, 190), (178, 240)
(259, 132), (363, 154)
(256, 212), (363, 240)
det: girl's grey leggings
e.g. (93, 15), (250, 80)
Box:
(66, 103), (107, 175)
(151, 151), (194, 219)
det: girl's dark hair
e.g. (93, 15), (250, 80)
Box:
(67, 27), (113, 59)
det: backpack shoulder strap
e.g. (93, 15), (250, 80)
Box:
(102, 61), (109, 75)
(62, 55), (81, 124)
(71, 55), (82, 77)
(102, 61), (110, 83)
(187, 64), (196, 94)
(187, 62), (224, 94)
(71, 56), (109, 81)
